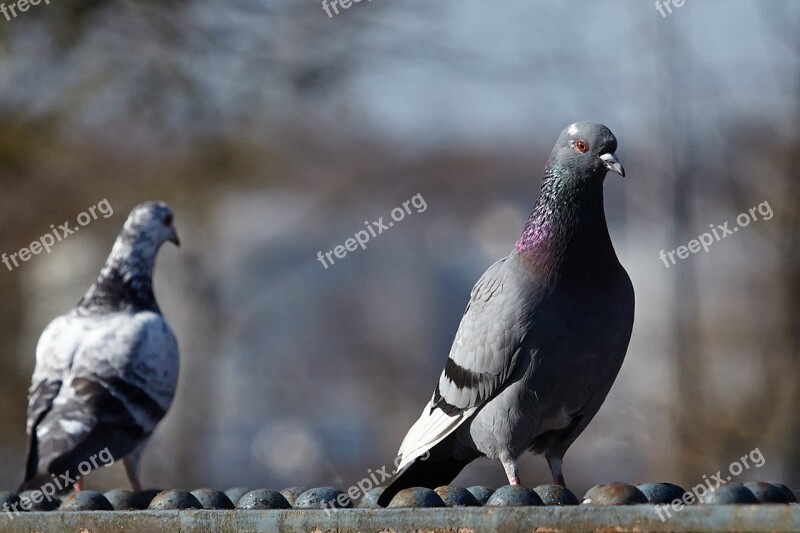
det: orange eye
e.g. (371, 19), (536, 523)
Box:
(574, 139), (589, 153)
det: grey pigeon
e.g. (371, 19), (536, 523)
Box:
(378, 122), (633, 506)
(20, 202), (180, 493)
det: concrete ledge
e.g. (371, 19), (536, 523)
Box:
(2, 506), (800, 532)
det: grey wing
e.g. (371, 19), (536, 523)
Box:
(23, 311), (178, 489)
(26, 313), (89, 432)
(396, 256), (535, 466)
(432, 256), (531, 413)
(23, 313), (86, 485)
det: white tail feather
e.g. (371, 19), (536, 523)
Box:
(396, 400), (475, 470)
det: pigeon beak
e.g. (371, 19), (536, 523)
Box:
(169, 228), (181, 247)
(600, 152), (625, 177)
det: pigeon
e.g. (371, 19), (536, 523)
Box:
(378, 122), (634, 506)
(20, 201), (181, 493)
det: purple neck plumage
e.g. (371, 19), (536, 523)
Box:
(515, 162), (611, 268)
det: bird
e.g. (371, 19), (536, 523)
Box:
(377, 122), (634, 506)
(20, 201), (181, 493)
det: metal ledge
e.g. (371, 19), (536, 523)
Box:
(2, 506), (800, 532)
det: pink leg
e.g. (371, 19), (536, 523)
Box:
(500, 455), (521, 485)
(123, 457), (143, 492)
(546, 454), (565, 487)
(74, 479), (84, 491)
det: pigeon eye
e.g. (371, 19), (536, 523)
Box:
(574, 139), (589, 153)
(163, 214), (173, 226)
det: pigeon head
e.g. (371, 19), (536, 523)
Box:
(122, 202), (180, 249)
(516, 123), (624, 263)
(81, 201), (179, 312)
(548, 122), (625, 180)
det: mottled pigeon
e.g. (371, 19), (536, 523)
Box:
(20, 202), (180, 493)
(378, 122), (634, 506)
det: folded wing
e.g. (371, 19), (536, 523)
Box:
(397, 256), (534, 468)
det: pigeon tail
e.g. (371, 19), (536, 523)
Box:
(377, 434), (477, 507)
(396, 401), (475, 471)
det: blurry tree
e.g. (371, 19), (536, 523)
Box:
(757, 4), (800, 486)
(654, 8), (707, 481)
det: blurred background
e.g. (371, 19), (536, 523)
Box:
(0, 0), (798, 497)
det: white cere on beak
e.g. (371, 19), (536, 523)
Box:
(600, 152), (625, 177)
(567, 123), (579, 136)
